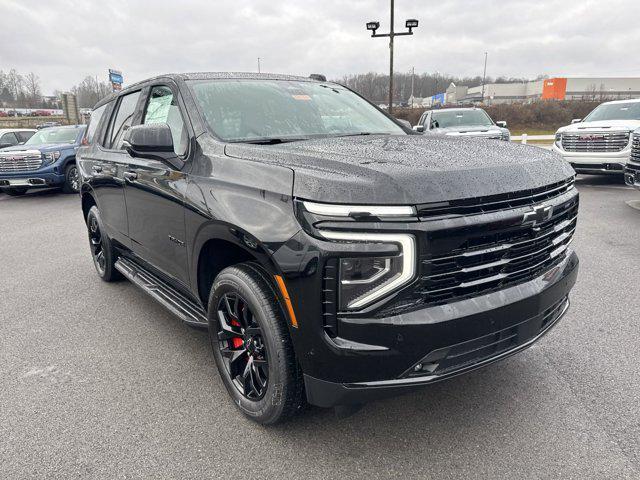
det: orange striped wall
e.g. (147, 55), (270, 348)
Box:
(542, 78), (567, 100)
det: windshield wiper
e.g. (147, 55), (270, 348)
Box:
(231, 137), (310, 145)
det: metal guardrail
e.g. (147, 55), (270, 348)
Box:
(511, 134), (555, 144)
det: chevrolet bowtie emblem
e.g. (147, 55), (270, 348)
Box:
(523, 205), (553, 227)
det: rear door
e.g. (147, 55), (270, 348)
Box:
(89, 90), (144, 246)
(123, 83), (192, 286)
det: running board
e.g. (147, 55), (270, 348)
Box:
(115, 257), (208, 327)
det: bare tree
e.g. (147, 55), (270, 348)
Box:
(25, 72), (42, 107)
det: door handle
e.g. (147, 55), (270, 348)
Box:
(123, 171), (138, 182)
(91, 165), (103, 173)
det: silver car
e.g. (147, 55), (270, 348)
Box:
(413, 107), (510, 141)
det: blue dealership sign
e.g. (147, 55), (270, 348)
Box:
(109, 69), (123, 91)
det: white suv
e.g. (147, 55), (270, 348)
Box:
(553, 99), (640, 175)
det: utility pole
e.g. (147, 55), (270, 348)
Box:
(257, 57), (261, 73)
(411, 66), (415, 108)
(481, 52), (488, 104)
(366, 2), (418, 114)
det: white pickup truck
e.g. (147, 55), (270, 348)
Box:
(552, 99), (640, 175)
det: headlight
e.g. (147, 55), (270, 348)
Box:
(320, 231), (416, 310)
(42, 151), (61, 164)
(555, 133), (563, 148)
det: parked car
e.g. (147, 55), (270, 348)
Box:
(78, 73), (578, 424)
(624, 128), (640, 189)
(553, 99), (640, 175)
(413, 107), (510, 141)
(0, 128), (37, 149)
(0, 125), (85, 196)
(36, 121), (62, 130)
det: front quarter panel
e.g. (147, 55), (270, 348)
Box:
(184, 135), (301, 294)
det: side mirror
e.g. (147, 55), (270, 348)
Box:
(496, 121), (507, 128)
(123, 124), (184, 170)
(571, 118), (582, 124)
(396, 118), (411, 129)
(412, 125), (425, 133)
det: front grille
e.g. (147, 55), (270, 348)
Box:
(631, 133), (640, 163)
(417, 177), (574, 218)
(561, 131), (630, 152)
(404, 296), (569, 378)
(0, 152), (42, 172)
(418, 194), (578, 305)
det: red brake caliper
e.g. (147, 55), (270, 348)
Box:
(230, 319), (243, 349)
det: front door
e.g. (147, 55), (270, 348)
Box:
(123, 84), (192, 286)
(91, 90), (143, 247)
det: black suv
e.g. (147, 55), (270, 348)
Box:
(78, 73), (579, 424)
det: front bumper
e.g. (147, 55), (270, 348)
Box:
(624, 162), (640, 189)
(0, 167), (65, 189)
(552, 144), (629, 174)
(302, 251), (578, 408)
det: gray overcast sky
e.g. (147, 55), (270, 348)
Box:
(2, 0), (640, 94)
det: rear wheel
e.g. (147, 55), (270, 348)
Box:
(208, 264), (305, 424)
(86, 206), (122, 282)
(62, 163), (80, 194)
(3, 187), (28, 196)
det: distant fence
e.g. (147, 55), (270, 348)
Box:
(0, 116), (68, 128)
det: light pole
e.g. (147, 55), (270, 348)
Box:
(410, 66), (415, 108)
(481, 52), (488, 104)
(257, 57), (261, 73)
(366, 0), (418, 114)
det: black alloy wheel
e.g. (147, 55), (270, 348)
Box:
(216, 293), (269, 399)
(63, 164), (80, 193)
(86, 206), (122, 282)
(88, 213), (106, 276)
(208, 264), (305, 424)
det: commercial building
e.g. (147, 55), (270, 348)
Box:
(417, 77), (640, 106)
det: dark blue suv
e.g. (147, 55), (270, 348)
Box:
(0, 125), (86, 196)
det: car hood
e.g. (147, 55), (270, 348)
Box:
(224, 135), (573, 204)
(557, 119), (640, 133)
(431, 125), (504, 135)
(0, 143), (76, 153)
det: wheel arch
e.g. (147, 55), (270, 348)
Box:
(81, 186), (97, 221)
(193, 226), (281, 308)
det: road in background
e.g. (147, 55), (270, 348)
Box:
(1, 178), (639, 479)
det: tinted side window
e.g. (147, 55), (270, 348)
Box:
(85, 104), (107, 145)
(106, 91), (141, 150)
(144, 86), (188, 156)
(16, 131), (34, 143)
(1, 132), (19, 146)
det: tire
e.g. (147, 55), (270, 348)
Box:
(86, 206), (122, 282)
(62, 163), (80, 194)
(3, 187), (28, 196)
(207, 263), (305, 424)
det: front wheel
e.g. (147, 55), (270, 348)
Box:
(208, 264), (305, 424)
(86, 206), (122, 282)
(62, 163), (80, 194)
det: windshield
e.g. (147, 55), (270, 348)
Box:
(583, 102), (640, 122)
(25, 127), (81, 145)
(431, 109), (494, 129)
(188, 79), (405, 142)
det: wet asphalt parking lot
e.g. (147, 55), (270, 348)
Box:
(1, 175), (639, 479)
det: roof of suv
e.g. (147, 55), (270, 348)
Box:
(0, 128), (37, 134)
(95, 72), (326, 109)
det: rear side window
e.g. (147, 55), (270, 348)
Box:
(0, 132), (19, 146)
(84, 104), (107, 145)
(16, 131), (35, 143)
(105, 91), (141, 150)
